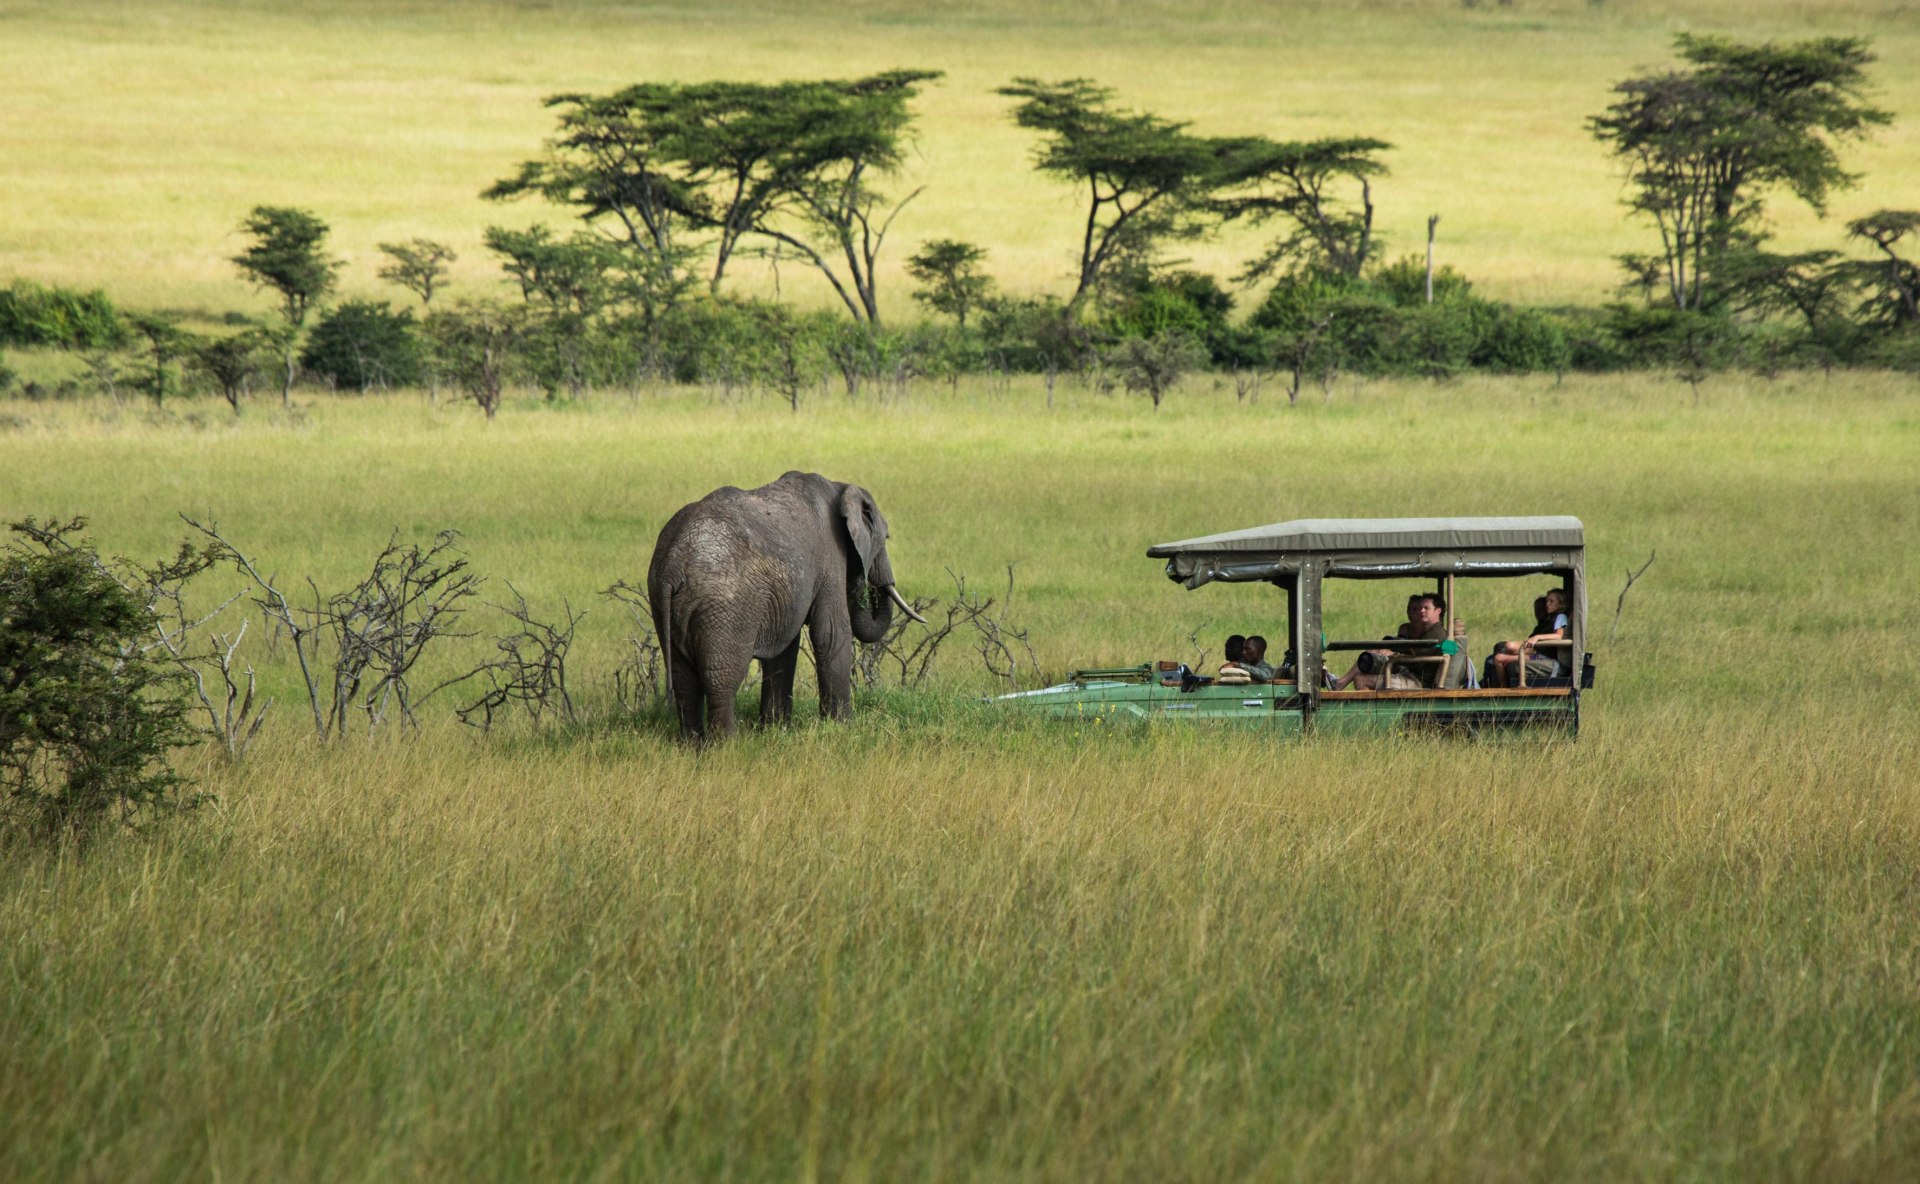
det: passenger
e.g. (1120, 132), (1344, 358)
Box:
(1238, 635), (1275, 683)
(1222, 633), (1246, 669)
(1484, 588), (1569, 688)
(1328, 593), (1449, 691)
(1484, 596), (1549, 688)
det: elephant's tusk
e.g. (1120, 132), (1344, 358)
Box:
(886, 583), (928, 624)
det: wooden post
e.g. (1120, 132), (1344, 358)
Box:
(1425, 215), (1440, 304)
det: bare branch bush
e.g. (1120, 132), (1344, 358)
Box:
(602, 580), (663, 715)
(1609, 550), (1657, 648)
(185, 519), (480, 739)
(453, 584), (584, 733)
(318, 530), (480, 735)
(854, 586), (950, 690)
(974, 565), (1041, 692)
(1185, 620), (1215, 673)
(853, 568), (1041, 693)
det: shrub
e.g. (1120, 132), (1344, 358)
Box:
(301, 300), (425, 390)
(1102, 270), (1237, 363)
(1, 519), (199, 842)
(0, 281), (125, 350)
(1370, 254), (1475, 308)
(1476, 306), (1573, 374)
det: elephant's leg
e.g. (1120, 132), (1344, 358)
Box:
(759, 636), (802, 725)
(809, 617), (856, 721)
(702, 654), (751, 739)
(670, 649), (706, 740)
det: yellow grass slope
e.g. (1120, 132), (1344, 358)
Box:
(3, 0), (1918, 313)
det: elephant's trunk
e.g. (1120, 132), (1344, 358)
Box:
(849, 577), (894, 645)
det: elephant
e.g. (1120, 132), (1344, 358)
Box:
(647, 471), (925, 740)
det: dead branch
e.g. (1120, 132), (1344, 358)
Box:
(974, 564), (1040, 693)
(1608, 550), (1656, 648)
(453, 584), (584, 733)
(602, 579), (664, 713)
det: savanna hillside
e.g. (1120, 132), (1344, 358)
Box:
(4, 0), (1919, 315)
(4, 1), (1920, 1181)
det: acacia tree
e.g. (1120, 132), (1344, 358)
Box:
(377, 238), (456, 307)
(484, 225), (619, 398)
(486, 83), (702, 319)
(487, 71), (941, 328)
(231, 205), (341, 404)
(772, 72), (940, 328)
(1844, 209), (1920, 326)
(125, 313), (195, 409)
(906, 239), (994, 327)
(1211, 136), (1391, 281)
(1589, 35), (1888, 311)
(192, 328), (268, 414)
(998, 79), (1225, 315)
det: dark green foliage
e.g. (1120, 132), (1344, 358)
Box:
(1212, 135), (1391, 281)
(1589, 35), (1889, 311)
(489, 71), (941, 325)
(976, 296), (1088, 384)
(649, 299), (769, 388)
(376, 238), (457, 307)
(1104, 330), (1206, 409)
(484, 225), (622, 398)
(1475, 306), (1573, 374)
(1842, 210), (1920, 327)
(1249, 265), (1571, 381)
(997, 78), (1226, 312)
(907, 239), (995, 327)
(231, 206), (340, 327)
(1101, 269), (1238, 365)
(300, 301), (426, 392)
(192, 328), (270, 412)
(426, 302), (520, 420)
(0, 281), (124, 350)
(124, 313), (196, 408)
(1, 519), (198, 842)
(1370, 255), (1475, 307)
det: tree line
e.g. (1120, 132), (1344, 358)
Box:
(3, 34), (1916, 413)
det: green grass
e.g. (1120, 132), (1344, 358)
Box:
(3, 372), (1919, 1178)
(7, 0), (1920, 1174)
(3, 0), (1919, 315)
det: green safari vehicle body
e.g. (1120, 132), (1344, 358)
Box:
(993, 516), (1593, 736)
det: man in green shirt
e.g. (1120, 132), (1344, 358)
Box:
(1328, 593), (1448, 691)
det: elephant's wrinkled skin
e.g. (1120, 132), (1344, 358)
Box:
(647, 471), (923, 740)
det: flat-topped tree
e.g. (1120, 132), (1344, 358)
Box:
(1210, 136), (1391, 282)
(377, 238), (456, 307)
(998, 79), (1225, 315)
(1844, 210), (1920, 326)
(231, 205), (340, 405)
(488, 70), (942, 328)
(1589, 35), (1888, 312)
(485, 82), (701, 320)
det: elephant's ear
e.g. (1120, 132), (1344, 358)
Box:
(839, 484), (879, 578)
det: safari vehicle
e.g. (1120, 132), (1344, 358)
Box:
(994, 517), (1595, 735)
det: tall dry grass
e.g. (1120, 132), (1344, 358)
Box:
(2, 372), (1919, 1177)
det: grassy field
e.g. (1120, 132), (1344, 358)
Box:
(6, 0), (1920, 1176)
(4, 0), (1919, 315)
(3, 372), (1919, 1178)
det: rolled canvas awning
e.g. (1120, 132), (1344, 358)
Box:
(1148, 516), (1583, 587)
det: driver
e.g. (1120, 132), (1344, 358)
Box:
(1238, 635), (1276, 683)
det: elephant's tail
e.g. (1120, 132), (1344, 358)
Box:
(654, 577), (674, 710)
